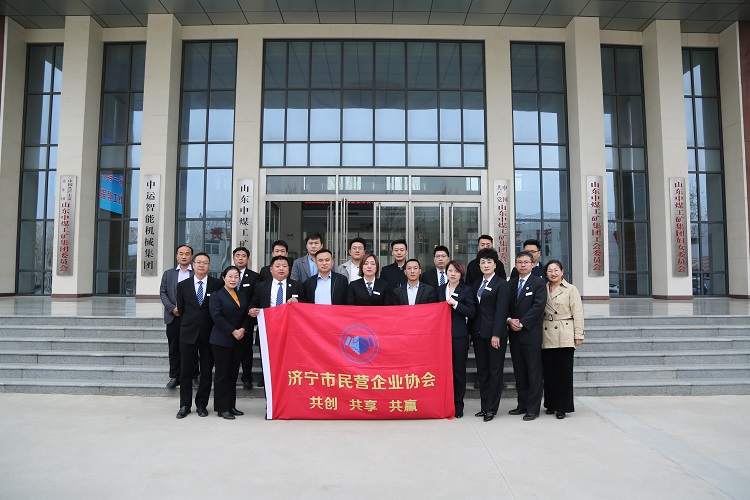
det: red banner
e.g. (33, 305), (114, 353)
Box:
(258, 302), (454, 420)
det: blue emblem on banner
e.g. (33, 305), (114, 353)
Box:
(339, 324), (380, 364)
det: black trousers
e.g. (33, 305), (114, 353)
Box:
(451, 336), (470, 413)
(473, 335), (507, 414)
(239, 333), (254, 384)
(165, 317), (181, 379)
(509, 335), (543, 415)
(179, 338), (213, 409)
(542, 347), (575, 413)
(212, 342), (243, 413)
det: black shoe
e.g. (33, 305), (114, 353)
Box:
(176, 406), (190, 419)
(556, 411), (566, 419)
(258, 379), (265, 388)
(243, 382), (253, 390)
(230, 407), (244, 416)
(455, 410), (463, 418)
(192, 377), (199, 388)
(483, 412), (495, 422)
(546, 408), (555, 415)
(218, 411), (235, 420)
(508, 408), (526, 415)
(523, 413), (538, 421)
(197, 407), (208, 417)
(166, 378), (179, 389)
(474, 410), (486, 417)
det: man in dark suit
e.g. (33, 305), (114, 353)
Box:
(465, 235), (507, 286)
(510, 239), (545, 279)
(394, 259), (436, 305)
(304, 248), (348, 305)
(469, 249), (511, 422)
(421, 245), (450, 290)
(250, 256), (307, 312)
(175, 252), (221, 419)
(290, 233), (323, 283)
(507, 250), (548, 421)
(159, 245), (194, 389)
(232, 246), (261, 390)
(379, 239), (409, 290)
(259, 240), (288, 281)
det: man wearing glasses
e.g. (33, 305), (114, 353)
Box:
(337, 237), (367, 283)
(510, 239), (545, 280)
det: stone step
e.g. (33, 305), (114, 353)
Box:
(589, 325), (750, 338)
(572, 379), (750, 396)
(583, 316), (750, 327)
(0, 351), (166, 366)
(580, 337), (750, 351)
(574, 350), (750, 366)
(0, 325), (164, 339)
(0, 338), (165, 352)
(573, 364), (750, 381)
(0, 316), (165, 328)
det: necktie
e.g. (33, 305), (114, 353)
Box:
(367, 282), (373, 296)
(477, 279), (487, 299)
(439, 272), (446, 286)
(517, 278), (525, 299)
(197, 280), (204, 306)
(276, 282), (284, 306)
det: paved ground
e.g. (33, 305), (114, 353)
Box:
(0, 393), (748, 499)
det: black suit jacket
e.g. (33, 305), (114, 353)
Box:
(438, 281), (477, 338)
(465, 257), (507, 286)
(420, 267), (448, 291)
(250, 279), (307, 309)
(507, 274), (547, 345)
(237, 268), (261, 302)
(469, 275), (511, 339)
(347, 279), (394, 306)
(176, 276), (222, 344)
(259, 265), (272, 282)
(209, 287), (253, 348)
(393, 283), (436, 305)
(380, 262), (407, 290)
(303, 272), (349, 305)
(510, 262), (545, 280)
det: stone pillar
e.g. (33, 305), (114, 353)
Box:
(235, 26), (264, 271)
(51, 16), (103, 297)
(719, 23), (750, 299)
(642, 20), (693, 299)
(0, 19), (26, 295)
(484, 30), (514, 273)
(565, 17), (610, 299)
(135, 14), (183, 299)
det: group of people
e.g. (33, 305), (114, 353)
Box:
(159, 234), (584, 421)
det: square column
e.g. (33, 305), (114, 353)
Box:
(0, 19), (27, 295)
(52, 16), (103, 297)
(565, 17), (609, 299)
(135, 14), (183, 298)
(642, 20), (693, 299)
(719, 23), (750, 298)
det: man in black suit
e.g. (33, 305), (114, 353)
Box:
(421, 245), (450, 290)
(379, 239), (409, 290)
(304, 248), (348, 305)
(159, 244), (194, 389)
(507, 250), (548, 421)
(250, 255), (307, 312)
(394, 259), (436, 305)
(469, 249), (511, 422)
(175, 252), (221, 419)
(232, 247), (261, 390)
(510, 239), (545, 279)
(465, 235), (507, 286)
(259, 240), (288, 281)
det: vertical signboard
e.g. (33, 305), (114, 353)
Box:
(56, 175), (77, 276)
(587, 176), (604, 277)
(493, 179), (510, 272)
(669, 178), (689, 276)
(237, 179), (253, 248)
(141, 175), (160, 277)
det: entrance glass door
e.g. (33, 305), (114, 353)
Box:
(413, 203), (480, 268)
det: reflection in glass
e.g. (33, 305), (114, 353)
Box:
(210, 42), (237, 89)
(263, 90), (285, 141)
(375, 91), (405, 141)
(514, 170), (541, 219)
(462, 43), (484, 90)
(408, 143), (438, 167)
(463, 92), (485, 142)
(463, 145), (485, 168)
(440, 144), (461, 167)
(288, 42), (310, 88)
(264, 41), (286, 89)
(310, 143), (340, 167)
(343, 90), (373, 141)
(439, 43), (460, 89)
(511, 44), (537, 92)
(540, 93), (565, 144)
(538, 45), (564, 92)
(178, 170), (205, 218)
(542, 170), (568, 219)
(208, 91), (235, 142)
(440, 91), (461, 141)
(312, 42), (341, 88)
(310, 90), (340, 141)
(181, 92), (208, 142)
(344, 42), (373, 88)
(512, 93), (538, 143)
(407, 91), (437, 141)
(408, 42), (437, 89)
(183, 43), (210, 90)
(342, 143), (373, 167)
(375, 144), (405, 167)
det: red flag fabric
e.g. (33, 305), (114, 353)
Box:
(258, 302), (454, 420)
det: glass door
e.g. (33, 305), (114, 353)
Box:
(413, 204), (445, 269)
(374, 203), (407, 263)
(412, 203), (480, 268)
(449, 204), (480, 265)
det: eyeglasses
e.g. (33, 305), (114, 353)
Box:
(515, 260), (532, 265)
(434, 254), (448, 258)
(193, 260), (210, 266)
(350, 246), (365, 251)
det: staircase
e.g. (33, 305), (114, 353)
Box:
(0, 314), (748, 397)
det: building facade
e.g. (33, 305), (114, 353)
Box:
(1, 12), (749, 299)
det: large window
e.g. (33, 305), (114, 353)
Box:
(683, 49), (727, 296)
(176, 41), (237, 275)
(261, 40), (486, 168)
(602, 46), (650, 296)
(511, 43), (571, 274)
(17, 45), (63, 294)
(94, 43), (145, 295)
